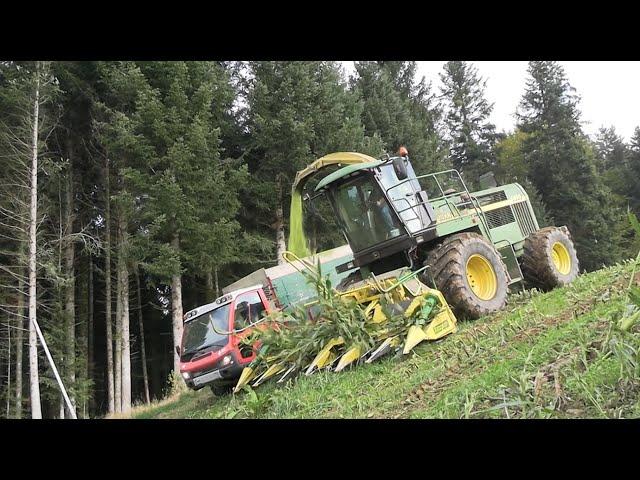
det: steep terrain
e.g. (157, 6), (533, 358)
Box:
(133, 261), (640, 419)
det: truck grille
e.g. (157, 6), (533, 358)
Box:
(512, 201), (537, 237)
(485, 206), (515, 229)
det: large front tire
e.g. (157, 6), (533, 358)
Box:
(520, 226), (579, 291)
(424, 232), (509, 319)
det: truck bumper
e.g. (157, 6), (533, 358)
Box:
(184, 361), (245, 391)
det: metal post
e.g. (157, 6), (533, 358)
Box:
(6, 321), (10, 417)
(31, 317), (77, 419)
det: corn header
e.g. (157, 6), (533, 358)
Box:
(232, 251), (457, 392)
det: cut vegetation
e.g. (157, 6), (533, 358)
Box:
(133, 260), (640, 419)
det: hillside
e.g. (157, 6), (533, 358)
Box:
(132, 261), (640, 419)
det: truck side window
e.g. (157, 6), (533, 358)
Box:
(233, 291), (266, 330)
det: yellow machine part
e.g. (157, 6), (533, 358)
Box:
(335, 346), (362, 372)
(334, 275), (457, 356)
(233, 367), (256, 393)
(232, 271), (457, 393)
(306, 337), (345, 375)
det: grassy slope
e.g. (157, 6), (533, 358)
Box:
(133, 261), (640, 419)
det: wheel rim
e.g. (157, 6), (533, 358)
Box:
(551, 242), (571, 275)
(466, 254), (498, 301)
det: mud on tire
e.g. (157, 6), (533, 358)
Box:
(520, 226), (579, 291)
(423, 232), (509, 320)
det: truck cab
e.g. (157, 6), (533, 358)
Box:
(178, 285), (271, 394)
(178, 244), (359, 394)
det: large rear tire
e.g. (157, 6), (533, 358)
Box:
(520, 226), (579, 291)
(424, 232), (509, 319)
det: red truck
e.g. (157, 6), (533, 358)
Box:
(177, 245), (355, 395)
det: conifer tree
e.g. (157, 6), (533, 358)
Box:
(628, 127), (640, 214)
(352, 61), (448, 175)
(517, 61), (624, 270)
(124, 61), (247, 378)
(439, 61), (497, 187)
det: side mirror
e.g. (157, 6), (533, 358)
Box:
(393, 157), (408, 180)
(175, 345), (181, 356)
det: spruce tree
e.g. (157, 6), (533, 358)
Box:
(628, 127), (640, 215)
(352, 61), (448, 175)
(593, 127), (632, 227)
(122, 61), (247, 378)
(439, 61), (497, 187)
(594, 126), (628, 173)
(517, 61), (624, 270)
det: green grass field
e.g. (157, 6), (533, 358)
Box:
(133, 261), (640, 419)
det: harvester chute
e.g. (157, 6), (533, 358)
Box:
(288, 152), (378, 258)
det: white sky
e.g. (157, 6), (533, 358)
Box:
(342, 61), (640, 142)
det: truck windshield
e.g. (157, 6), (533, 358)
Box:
(182, 304), (231, 356)
(332, 175), (404, 252)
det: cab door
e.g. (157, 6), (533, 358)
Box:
(230, 290), (270, 364)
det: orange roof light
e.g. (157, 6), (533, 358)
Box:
(398, 146), (408, 157)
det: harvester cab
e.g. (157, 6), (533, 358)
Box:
(314, 150), (442, 276)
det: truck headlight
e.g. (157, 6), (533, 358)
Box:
(221, 354), (233, 366)
(181, 372), (191, 380)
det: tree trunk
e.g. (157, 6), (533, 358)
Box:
(171, 234), (184, 377)
(78, 260), (88, 419)
(104, 157), (115, 414)
(118, 210), (131, 413)
(63, 147), (76, 418)
(15, 270), (24, 419)
(114, 216), (122, 413)
(136, 269), (150, 404)
(87, 255), (94, 415)
(275, 178), (286, 265)
(205, 269), (214, 301)
(28, 64), (42, 419)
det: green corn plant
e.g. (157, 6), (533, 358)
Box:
(616, 212), (640, 332)
(239, 259), (410, 382)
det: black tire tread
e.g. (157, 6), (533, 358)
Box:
(423, 232), (509, 319)
(520, 226), (579, 291)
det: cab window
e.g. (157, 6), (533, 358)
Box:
(233, 291), (266, 330)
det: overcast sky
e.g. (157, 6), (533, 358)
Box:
(342, 61), (640, 142)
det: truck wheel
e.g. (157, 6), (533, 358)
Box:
(210, 383), (233, 397)
(424, 232), (509, 319)
(520, 226), (579, 291)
